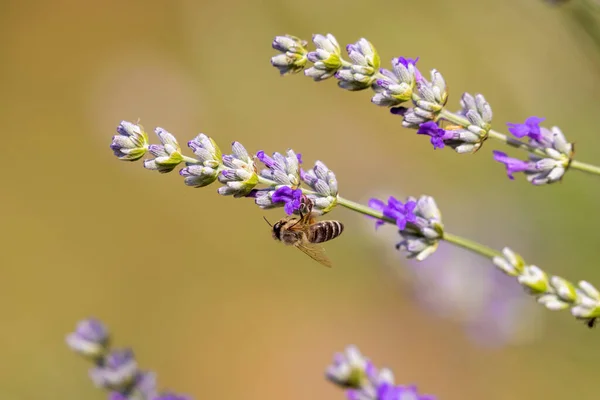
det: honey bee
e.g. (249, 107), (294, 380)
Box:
(265, 196), (344, 268)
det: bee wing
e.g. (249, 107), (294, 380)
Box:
(294, 241), (333, 268)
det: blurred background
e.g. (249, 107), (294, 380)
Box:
(2, 0), (600, 399)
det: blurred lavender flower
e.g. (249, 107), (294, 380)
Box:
(327, 346), (435, 400)
(301, 161), (338, 214)
(144, 128), (184, 173)
(256, 149), (302, 187)
(371, 57), (420, 106)
(271, 35), (308, 75)
(305, 33), (343, 81)
(493, 116), (573, 184)
(68, 318), (191, 400)
(90, 349), (138, 391)
(66, 318), (109, 359)
(217, 141), (258, 196)
(336, 38), (380, 91)
(111, 121), (149, 161)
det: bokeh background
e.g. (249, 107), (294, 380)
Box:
(3, 0), (600, 399)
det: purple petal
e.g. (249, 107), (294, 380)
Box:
(492, 151), (530, 180)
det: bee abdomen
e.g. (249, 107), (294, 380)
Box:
(309, 221), (344, 243)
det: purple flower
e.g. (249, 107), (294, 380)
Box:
(90, 349), (138, 390)
(369, 196), (417, 230)
(507, 116), (545, 141)
(492, 151), (533, 180)
(271, 186), (303, 215)
(328, 346), (435, 400)
(65, 318), (109, 358)
(416, 122), (454, 150)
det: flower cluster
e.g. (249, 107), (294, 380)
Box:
(326, 346), (435, 400)
(109, 122), (340, 216)
(493, 116), (573, 185)
(493, 248), (600, 327)
(369, 195), (444, 261)
(66, 318), (191, 400)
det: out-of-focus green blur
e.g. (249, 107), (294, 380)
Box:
(3, 1), (600, 399)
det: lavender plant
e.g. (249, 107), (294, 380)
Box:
(109, 120), (600, 328)
(67, 318), (431, 400)
(270, 34), (600, 184)
(66, 318), (191, 400)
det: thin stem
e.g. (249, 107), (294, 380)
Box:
(569, 159), (600, 176)
(182, 155), (201, 164)
(442, 232), (500, 259)
(336, 196), (501, 260)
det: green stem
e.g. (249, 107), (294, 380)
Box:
(569, 159), (600, 176)
(336, 196), (501, 260)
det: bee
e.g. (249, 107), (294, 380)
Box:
(265, 196), (344, 268)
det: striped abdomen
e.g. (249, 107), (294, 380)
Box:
(308, 221), (344, 243)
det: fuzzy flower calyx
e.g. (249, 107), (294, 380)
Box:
(336, 38), (380, 91)
(217, 141), (259, 197)
(301, 160), (339, 214)
(144, 128), (184, 173)
(179, 133), (222, 188)
(271, 35), (308, 76)
(305, 33), (343, 81)
(111, 121), (149, 161)
(372, 57), (420, 106)
(494, 116), (573, 185)
(256, 149), (302, 187)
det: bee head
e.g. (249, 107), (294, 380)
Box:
(272, 221), (283, 241)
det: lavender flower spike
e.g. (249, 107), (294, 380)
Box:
(217, 141), (259, 197)
(328, 346), (436, 400)
(326, 345), (369, 388)
(336, 38), (380, 91)
(371, 57), (420, 106)
(494, 117), (573, 185)
(66, 318), (109, 359)
(300, 160), (338, 214)
(179, 133), (222, 188)
(256, 149), (302, 187)
(493, 248), (600, 327)
(111, 121), (149, 161)
(305, 33), (343, 81)
(144, 128), (184, 173)
(271, 35), (308, 76)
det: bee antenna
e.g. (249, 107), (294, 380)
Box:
(263, 216), (273, 227)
